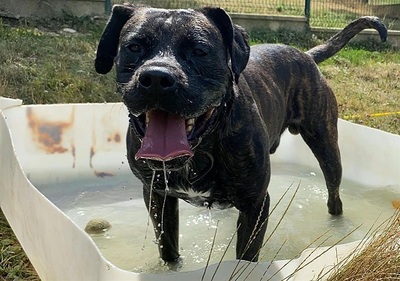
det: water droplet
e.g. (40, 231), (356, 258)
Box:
(77, 211), (86, 216)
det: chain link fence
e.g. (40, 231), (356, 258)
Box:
(113, 0), (399, 29)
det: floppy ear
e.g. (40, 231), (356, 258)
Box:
(201, 7), (250, 83)
(95, 5), (135, 74)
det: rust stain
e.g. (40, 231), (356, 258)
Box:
(27, 107), (74, 154)
(90, 146), (95, 169)
(107, 132), (121, 143)
(71, 144), (76, 168)
(94, 171), (114, 178)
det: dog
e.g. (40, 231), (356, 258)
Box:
(95, 5), (387, 265)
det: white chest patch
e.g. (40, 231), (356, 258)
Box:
(164, 16), (173, 26)
(175, 187), (211, 199)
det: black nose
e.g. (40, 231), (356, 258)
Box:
(138, 68), (177, 93)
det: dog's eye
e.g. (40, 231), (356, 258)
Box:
(128, 44), (141, 53)
(193, 48), (207, 57)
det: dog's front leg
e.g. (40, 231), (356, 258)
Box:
(236, 192), (270, 262)
(143, 187), (180, 264)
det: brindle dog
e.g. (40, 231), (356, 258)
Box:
(95, 5), (387, 264)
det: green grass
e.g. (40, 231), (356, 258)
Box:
(321, 51), (400, 133)
(0, 16), (119, 105)
(0, 212), (38, 280)
(0, 14), (399, 280)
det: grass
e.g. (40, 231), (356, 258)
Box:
(0, 13), (399, 280)
(320, 49), (400, 133)
(326, 210), (400, 280)
(0, 212), (38, 280)
(0, 15), (119, 105)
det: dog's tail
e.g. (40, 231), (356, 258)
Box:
(306, 16), (387, 64)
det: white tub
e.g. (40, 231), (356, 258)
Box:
(0, 97), (399, 280)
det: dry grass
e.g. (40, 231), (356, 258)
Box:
(326, 210), (400, 281)
(320, 56), (400, 133)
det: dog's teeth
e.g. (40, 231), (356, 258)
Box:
(145, 113), (149, 125)
(187, 118), (195, 126)
(186, 118), (195, 133)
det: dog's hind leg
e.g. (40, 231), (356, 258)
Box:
(300, 124), (343, 216)
(143, 187), (180, 264)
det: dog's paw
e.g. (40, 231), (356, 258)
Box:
(328, 197), (343, 216)
(165, 256), (183, 271)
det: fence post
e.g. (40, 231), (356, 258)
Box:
(304, 0), (311, 26)
(105, 0), (112, 15)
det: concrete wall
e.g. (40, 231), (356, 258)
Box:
(230, 14), (399, 49)
(0, 0), (105, 18)
(230, 13), (308, 32)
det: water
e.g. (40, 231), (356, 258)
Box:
(37, 163), (399, 273)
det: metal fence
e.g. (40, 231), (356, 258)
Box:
(309, 0), (399, 28)
(112, 0), (400, 29)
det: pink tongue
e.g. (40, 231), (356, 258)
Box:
(135, 110), (194, 161)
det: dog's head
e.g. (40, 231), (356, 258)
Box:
(95, 5), (250, 170)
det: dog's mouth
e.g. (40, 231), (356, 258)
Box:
(131, 108), (217, 162)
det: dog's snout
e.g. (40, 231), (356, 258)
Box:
(139, 68), (177, 93)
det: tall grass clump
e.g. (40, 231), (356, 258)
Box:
(326, 210), (400, 281)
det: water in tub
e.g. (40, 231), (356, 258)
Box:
(36, 163), (398, 273)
